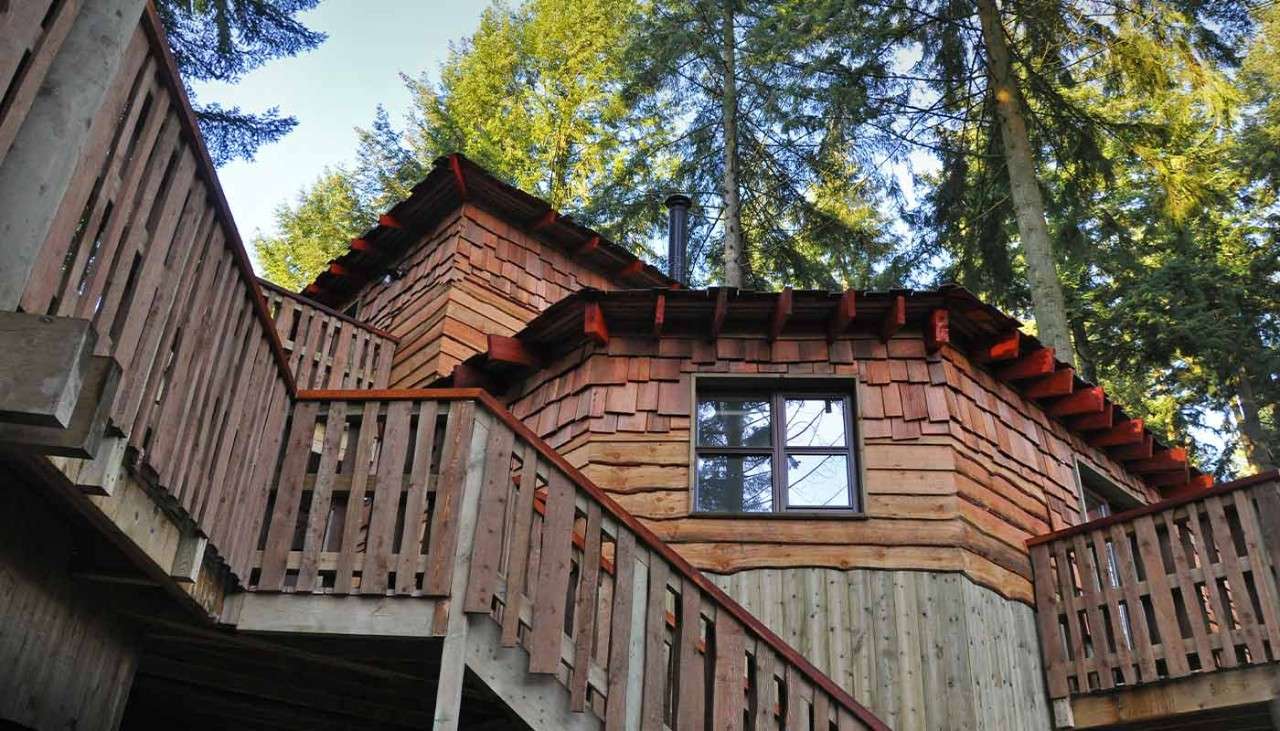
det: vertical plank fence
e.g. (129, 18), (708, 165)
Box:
(252, 390), (890, 730)
(1030, 473), (1280, 703)
(261, 281), (397, 390)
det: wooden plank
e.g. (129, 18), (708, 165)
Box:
(528, 471), (576, 674)
(1231, 488), (1280, 652)
(641, 556), (671, 729)
(604, 530), (637, 731)
(879, 295), (906, 342)
(923, 308), (949, 354)
(359, 399), (413, 594)
(713, 610), (746, 730)
(1071, 533), (1115, 690)
(769, 288), (793, 341)
(676, 578), (705, 729)
(463, 423), (517, 612)
(1160, 510), (1213, 674)
(422, 400), (477, 596)
(996, 347), (1055, 381)
(395, 401), (440, 595)
(827, 290), (856, 343)
(296, 401), (347, 592)
(1052, 540), (1093, 691)
(753, 644), (778, 729)
(501, 443), (541, 644)
(569, 503), (604, 711)
(1030, 545), (1069, 698)
(1181, 505), (1239, 670)
(784, 665), (810, 731)
(1203, 495), (1267, 661)
(257, 401), (320, 590)
(1132, 515), (1190, 676)
(334, 401), (382, 594)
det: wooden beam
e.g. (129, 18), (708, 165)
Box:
(997, 347), (1055, 381)
(448, 154), (468, 199)
(327, 262), (351, 277)
(486, 335), (539, 368)
(1047, 386), (1105, 417)
(1131, 447), (1188, 474)
(451, 363), (489, 390)
(1024, 367), (1074, 399)
(575, 235), (600, 258)
(769, 288), (793, 342)
(1161, 474), (1215, 499)
(584, 302), (609, 346)
(653, 293), (666, 337)
(974, 330), (1021, 363)
(1110, 434), (1154, 461)
(827, 290), (856, 343)
(532, 209), (558, 231)
(616, 259), (644, 279)
(349, 237), (372, 252)
(378, 213), (402, 229)
(924, 309), (950, 354)
(879, 294), (906, 342)
(710, 288), (729, 341)
(1146, 468), (1193, 488)
(1089, 418), (1145, 448)
(1068, 404), (1114, 432)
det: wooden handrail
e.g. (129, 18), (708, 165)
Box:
(289, 388), (889, 729)
(258, 278), (401, 343)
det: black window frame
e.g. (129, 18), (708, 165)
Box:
(691, 377), (864, 517)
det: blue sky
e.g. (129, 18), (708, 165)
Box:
(193, 1), (488, 251)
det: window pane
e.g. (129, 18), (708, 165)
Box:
(784, 398), (847, 447)
(696, 455), (773, 512)
(785, 454), (851, 508)
(696, 398), (771, 447)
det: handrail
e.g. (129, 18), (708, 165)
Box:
(286, 388), (889, 728)
(258, 278), (401, 343)
(1027, 469), (1280, 548)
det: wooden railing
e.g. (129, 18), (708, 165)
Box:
(1, 6), (295, 584)
(250, 389), (888, 730)
(1029, 472), (1280, 703)
(261, 280), (397, 390)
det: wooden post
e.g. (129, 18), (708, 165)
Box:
(0, 0), (148, 309)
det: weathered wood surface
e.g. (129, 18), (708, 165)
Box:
(0, 8), (293, 587)
(1030, 475), (1280, 706)
(262, 282), (396, 390)
(248, 391), (889, 730)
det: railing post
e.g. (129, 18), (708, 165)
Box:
(0, 0), (147, 309)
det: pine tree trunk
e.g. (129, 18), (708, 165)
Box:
(1236, 367), (1276, 471)
(720, 0), (744, 288)
(976, 0), (1076, 365)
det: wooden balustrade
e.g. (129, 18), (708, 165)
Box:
(251, 389), (888, 730)
(1029, 472), (1280, 703)
(1, 7), (295, 584)
(260, 281), (397, 390)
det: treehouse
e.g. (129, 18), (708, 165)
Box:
(1, 3), (1278, 730)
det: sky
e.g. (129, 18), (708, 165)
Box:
(192, 1), (489, 255)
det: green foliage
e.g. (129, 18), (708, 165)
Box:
(254, 169), (369, 290)
(155, 0), (326, 164)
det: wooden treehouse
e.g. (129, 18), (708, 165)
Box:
(1, 3), (1278, 730)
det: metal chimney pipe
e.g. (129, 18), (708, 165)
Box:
(665, 193), (691, 285)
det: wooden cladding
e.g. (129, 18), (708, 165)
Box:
(250, 392), (887, 729)
(1030, 476), (1280, 702)
(262, 285), (395, 390)
(2, 12), (292, 584)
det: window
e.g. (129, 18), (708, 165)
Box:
(694, 382), (861, 514)
(1075, 459), (1140, 522)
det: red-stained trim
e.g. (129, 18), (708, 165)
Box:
(1131, 447), (1187, 474)
(879, 294), (906, 342)
(1089, 418), (1145, 448)
(139, 5), (297, 397)
(1047, 386), (1104, 417)
(768, 287), (793, 342)
(328, 262), (351, 277)
(615, 259), (644, 279)
(575, 235), (600, 258)
(289, 387), (890, 729)
(827, 290), (856, 343)
(532, 209), (558, 231)
(379, 213), (403, 229)
(924, 308), (949, 354)
(350, 238), (372, 252)
(487, 334), (540, 368)
(584, 302), (609, 346)
(1024, 367), (1074, 400)
(258, 278), (401, 343)
(997, 347), (1055, 381)
(1110, 434), (1154, 461)
(975, 330), (1020, 363)
(710, 287), (729, 340)
(1068, 404), (1115, 432)
(653, 293), (666, 337)
(448, 153), (468, 200)
(1027, 470), (1280, 547)
(1146, 468), (1192, 488)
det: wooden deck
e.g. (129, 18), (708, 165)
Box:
(245, 388), (890, 729)
(1028, 471), (1280, 728)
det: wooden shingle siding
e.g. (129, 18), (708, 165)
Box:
(350, 204), (621, 386)
(501, 330), (1159, 603)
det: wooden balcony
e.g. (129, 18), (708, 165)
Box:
(1029, 471), (1280, 729)
(244, 388), (890, 729)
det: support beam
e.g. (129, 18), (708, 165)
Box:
(1068, 404), (1114, 432)
(879, 294), (906, 342)
(710, 288), (729, 341)
(486, 335), (539, 368)
(1110, 434), (1154, 461)
(997, 348), (1055, 381)
(378, 213), (402, 229)
(1146, 469), (1193, 488)
(975, 330), (1021, 363)
(0, 0), (150, 310)
(0, 311), (95, 427)
(1047, 386), (1105, 418)
(349, 237), (372, 252)
(531, 209), (557, 231)
(1025, 367), (1074, 400)
(575, 235), (600, 258)
(924, 309), (950, 354)
(616, 259), (644, 280)
(448, 154), (468, 199)
(653, 293), (666, 338)
(1088, 418), (1145, 448)
(769, 288), (793, 342)
(451, 363), (490, 390)
(1131, 447), (1188, 474)
(1161, 474), (1215, 500)
(585, 302), (609, 347)
(827, 290), (856, 343)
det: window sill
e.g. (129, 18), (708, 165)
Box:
(688, 510), (868, 521)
